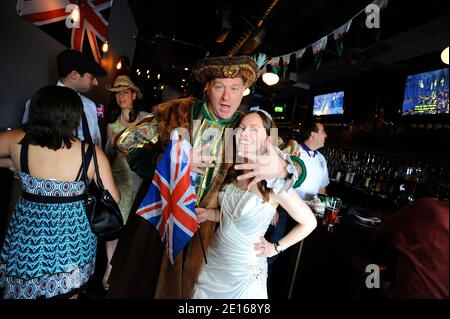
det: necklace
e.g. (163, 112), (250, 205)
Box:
(120, 112), (129, 125)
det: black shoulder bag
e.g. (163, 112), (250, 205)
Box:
(81, 141), (124, 241)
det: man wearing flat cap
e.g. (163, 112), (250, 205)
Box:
(23, 49), (106, 146)
(106, 55), (301, 299)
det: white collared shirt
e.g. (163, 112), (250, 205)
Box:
(295, 144), (330, 200)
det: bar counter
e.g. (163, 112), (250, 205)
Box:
(269, 187), (397, 300)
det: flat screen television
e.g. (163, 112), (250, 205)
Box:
(313, 91), (344, 116)
(402, 68), (449, 115)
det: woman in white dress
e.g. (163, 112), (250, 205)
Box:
(192, 110), (317, 299)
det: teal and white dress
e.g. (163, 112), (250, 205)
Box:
(0, 143), (97, 299)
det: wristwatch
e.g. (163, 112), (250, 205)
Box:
(274, 241), (284, 254)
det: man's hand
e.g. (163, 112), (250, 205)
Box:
(189, 143), (215, 175)
(234, 139), (288, 189)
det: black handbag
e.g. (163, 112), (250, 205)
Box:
(81, 141), (124, 241)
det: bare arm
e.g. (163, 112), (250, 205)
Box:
(194, 190), (220, 223)
(0, 131), (12, 158)
(254, 189), (317, 257)
(91, 145), (121, 205)
(0, 157), (15, 172)
(274, 189), (317, 249)
(195, 207), (220, 223)
(106, 123), (114, 142)
(104, 124), (117, 162)
(0, 130), (23, 170)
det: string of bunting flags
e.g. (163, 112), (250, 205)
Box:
(266, 0), (388, 74)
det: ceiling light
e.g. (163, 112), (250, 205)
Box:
(101, 41), (109, 53)
(184, 67), (189, 71)
(262, 72), (279, 86)
(441, 47), (449, 65)
(70, 5), (80, 24)
(243, 88), (251, 96)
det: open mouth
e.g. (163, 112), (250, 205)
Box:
(219, 104), (231, 112)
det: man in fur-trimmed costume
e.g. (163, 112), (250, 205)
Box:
(106, 56), (301, 299)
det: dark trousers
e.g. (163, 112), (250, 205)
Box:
(265, 207), (294, 299)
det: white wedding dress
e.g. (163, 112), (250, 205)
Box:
(192, 182), (282, 299)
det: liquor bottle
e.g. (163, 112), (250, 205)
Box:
(374, 160), (386, 193)
(354, 152), (368, 188)
(363, 155), (374, 189)
(368, 161), (379, 192)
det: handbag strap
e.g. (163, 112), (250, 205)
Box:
(81, 111), (93, 144)
(91, 140), (105, 189)
(80, 141), (89, 189)
(81, 140), (105, 190)
(76, 142), (93, 182)
(80, 141), (97, 189)
(20, 141), (29, 174)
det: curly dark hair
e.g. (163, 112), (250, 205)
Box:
(21, 85), (82, 150)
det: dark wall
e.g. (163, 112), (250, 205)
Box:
(0, 0), (138, 130)
(0, 0), (138, 232)
(0, 0), (66, 129)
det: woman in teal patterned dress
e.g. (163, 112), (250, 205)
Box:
(103, 76), (149, 289)
(0, 86), (120, 299)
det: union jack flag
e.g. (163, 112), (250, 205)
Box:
(17, 0), (112, 62)
(96, 103), (104, 119)
(136, 131), (198, 264)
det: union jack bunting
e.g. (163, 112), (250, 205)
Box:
(16, 0), (112, 62)
(136, 131), (198, 264)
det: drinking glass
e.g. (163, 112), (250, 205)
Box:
(322, 197), (342, 232)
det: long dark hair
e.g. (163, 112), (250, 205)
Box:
(222, 110), (276, 202)
(21, 85), (82, 150)
(108, 89), (139, 123)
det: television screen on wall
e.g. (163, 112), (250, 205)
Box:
(402, 68), (449, 115)
(313, 91), (344, 116)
